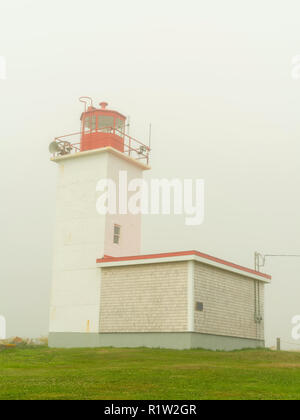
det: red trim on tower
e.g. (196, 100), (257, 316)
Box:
(96, 250), (271, 280)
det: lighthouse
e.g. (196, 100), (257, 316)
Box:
(49, 98), (151, 344)
(49, 98), (271, 351)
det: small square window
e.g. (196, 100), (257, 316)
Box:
(196, 302), (204, 312)
(113, 225), (121, 245)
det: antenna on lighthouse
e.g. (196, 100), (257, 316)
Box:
(127, 116), (131, 137)
(148, 123), (152, 150)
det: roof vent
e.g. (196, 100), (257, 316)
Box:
(99, 102), (108, 110)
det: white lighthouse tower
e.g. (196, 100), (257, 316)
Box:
(49, 98), (150, 346)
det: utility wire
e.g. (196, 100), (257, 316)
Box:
(255, 252), (300, 270)
(264, 255), (300, 258)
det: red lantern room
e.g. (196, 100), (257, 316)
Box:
(80, 100), (126, 153)
(50, 97), (150, 166)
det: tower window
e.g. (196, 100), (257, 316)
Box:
(115, 118), (125, 134)
(84, 115), (96, 131)
(98, 115), (114, 133)
(113, 225), (121, 245)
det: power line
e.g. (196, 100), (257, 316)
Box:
(254, 252), (300, 271)
(265, 254), (300, 258)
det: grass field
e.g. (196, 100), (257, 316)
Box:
(0, 346), (300, 400)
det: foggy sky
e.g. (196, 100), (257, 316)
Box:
(0, 0), (300, 349)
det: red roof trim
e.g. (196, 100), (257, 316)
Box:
(96, 250), (271, 280)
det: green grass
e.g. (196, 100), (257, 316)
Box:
(0, 346), (300, 400)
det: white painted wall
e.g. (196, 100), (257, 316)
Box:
(49, 149), (147, 333)
(104, 152), (144, 258)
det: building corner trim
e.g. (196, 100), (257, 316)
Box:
(187, 260), (195, 332)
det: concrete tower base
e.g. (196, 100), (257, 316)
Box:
(48, 332), (264, 351)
